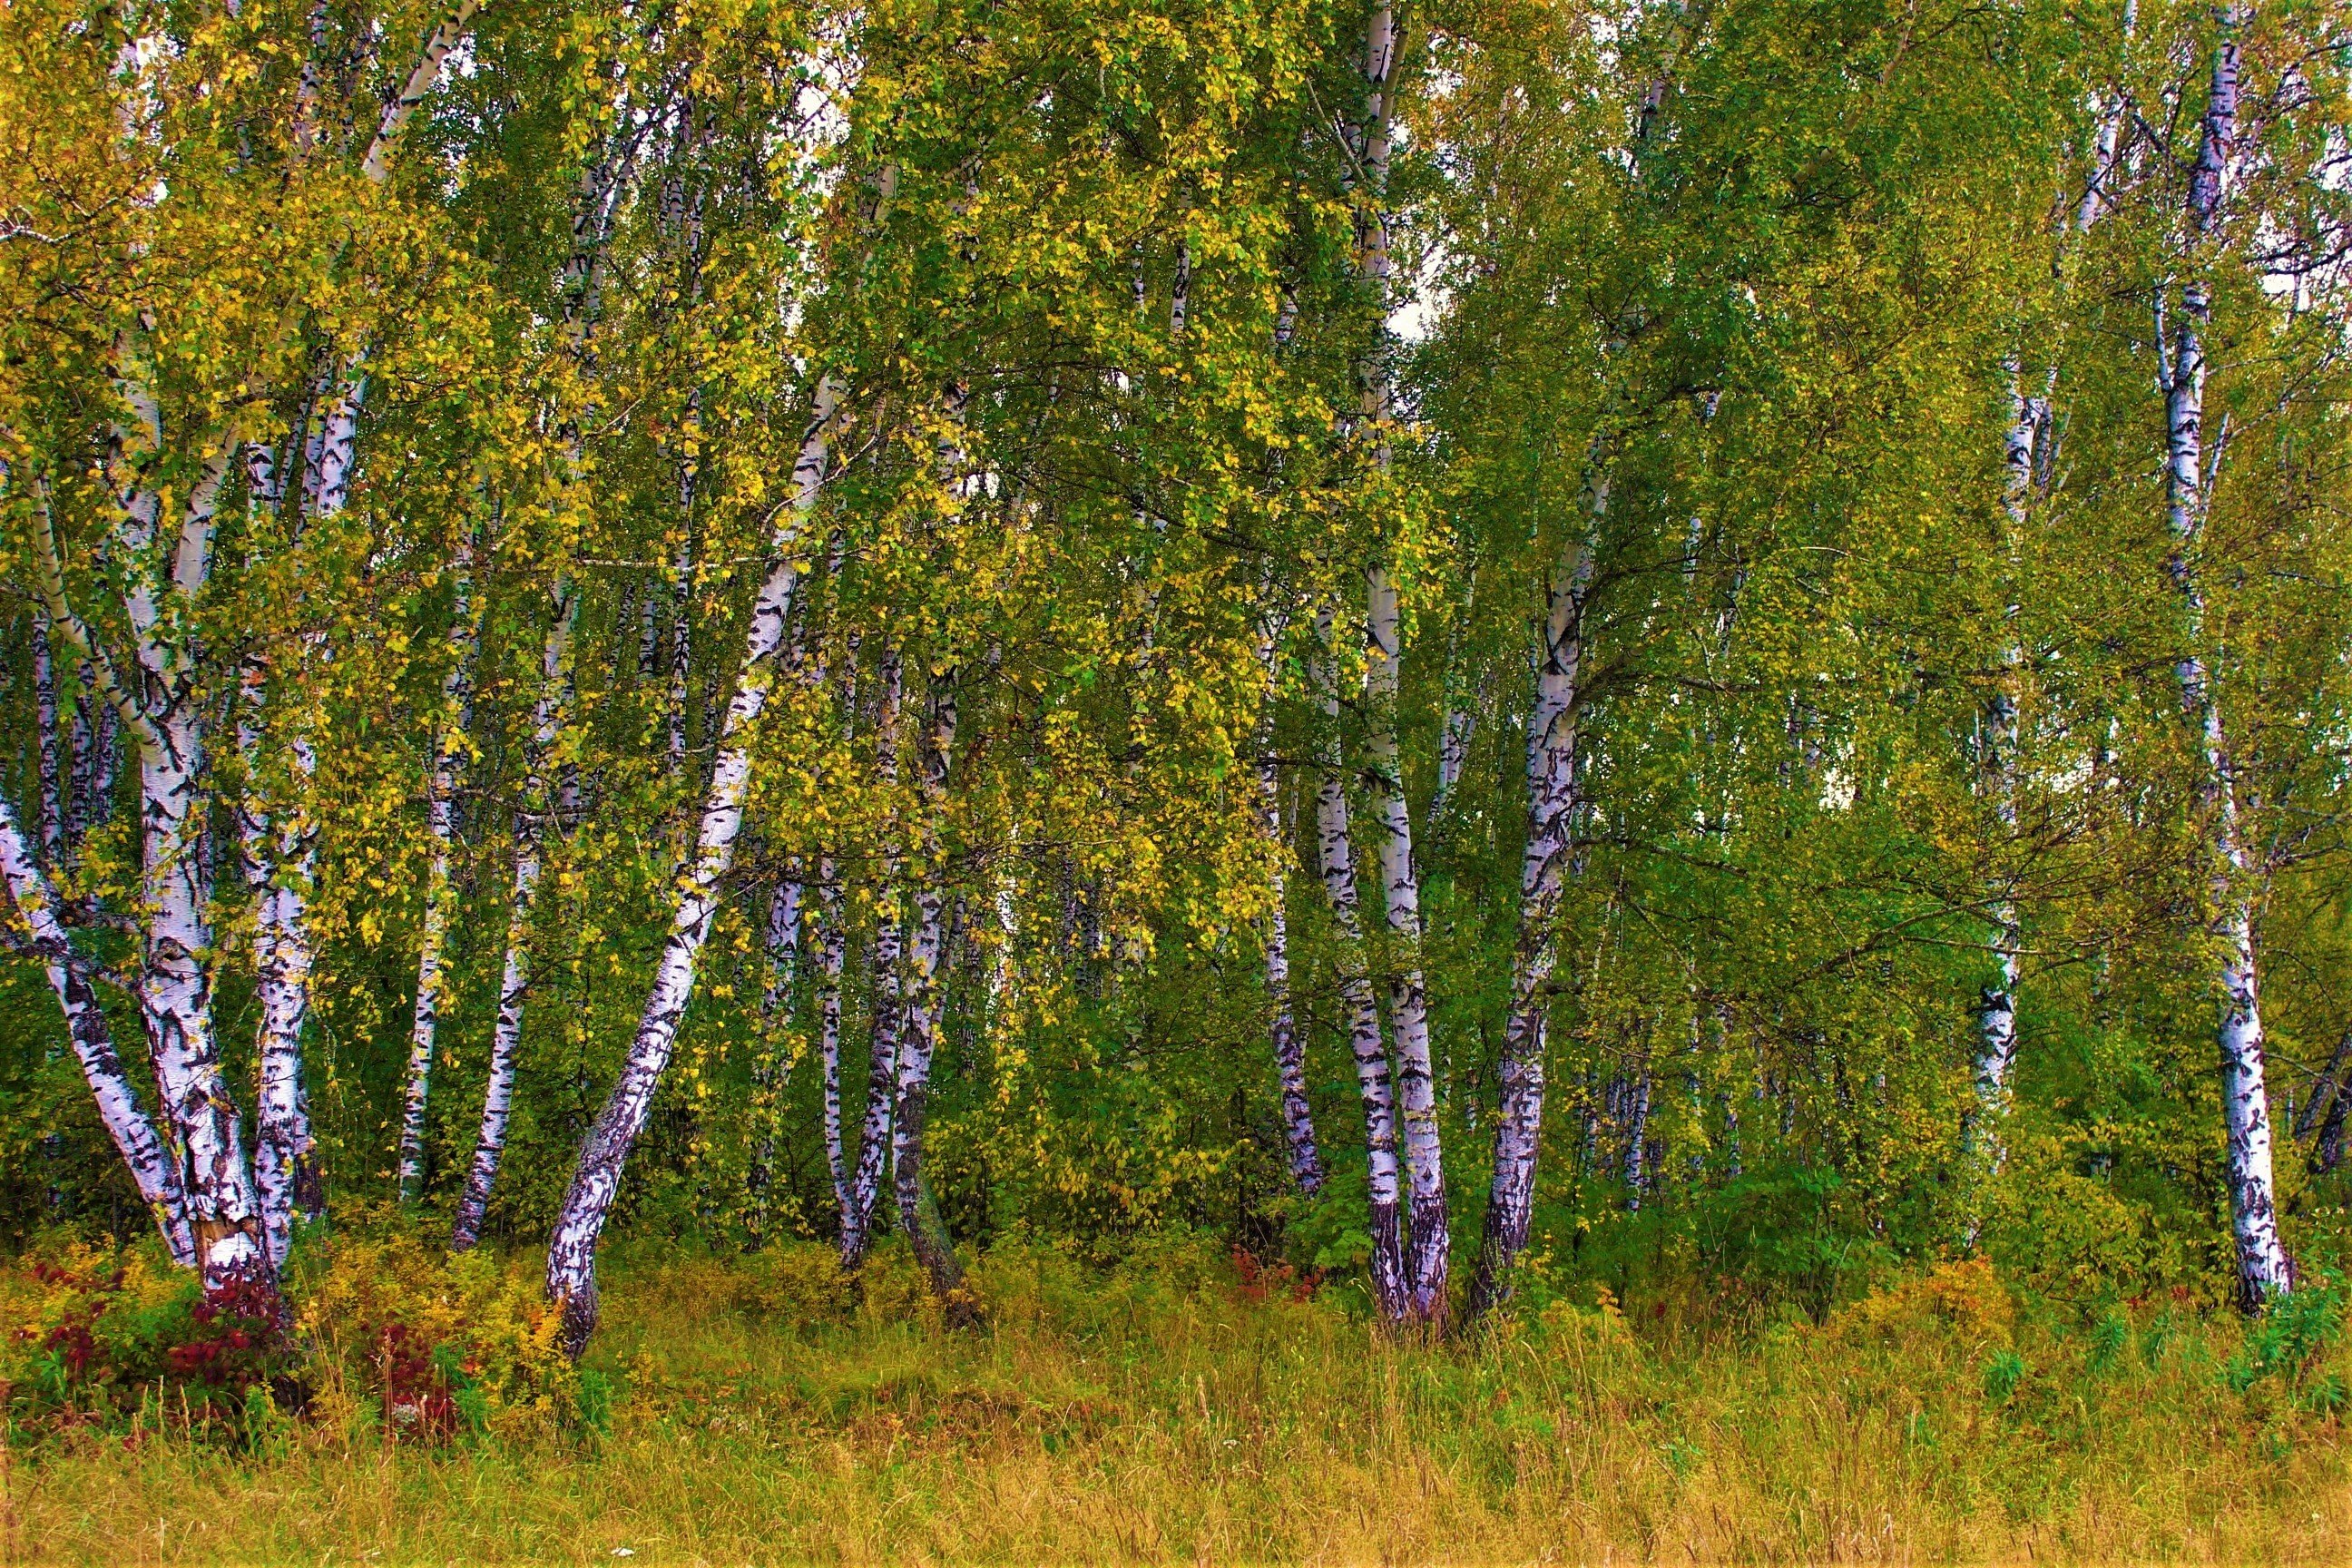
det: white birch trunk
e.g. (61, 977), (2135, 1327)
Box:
(748, 865), (804, 1229)
(1364, 566), (1446, 1323)
(668, 531), (694, 770)
(397, 558), (478, 1200)
(33, 612), (64, 862)
(545, 377), (836, 1354)
(1622, 1065), (1651, 1210)
(1254, 612), (1323, 1194)
(119, 436), (270, 1292)
(1467, 526), (1592, 1320)
(891, 679), (975, 1320)
(360, 0), (485, 184)
(1968, 372), (2034, 1204)
(452, 586), (573, 1251)
(239, 661), (320, 1270)
(2076, 0), (2138, 232)
(842, 646), (906, 1269)
(2156, 20), (2289, 1305)
(761, 874), (804, 1020)
(1, 793), (194, 1263)
(816, 855), (850, 1221)
(1261, 755), (1324, 1195)
(1314, 612), (1409, 1324)
(70, 657), (102, 846)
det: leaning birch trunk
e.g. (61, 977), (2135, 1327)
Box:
(1466, 525), (1593, 1322)
(2159, 17), (2291, 1307)
(0, 794), (194, 1263)
(892, 677), (976, 1322)
(842, 646), (907, 1269)
(36, 424), (263, 1289)
(109, 428), (270, 1292)
(545, 377), (837, 1355)
(397, 557), (479, 1201)
(1365, 565), (1446, 1327)
(1314, 613), (1410, 1325)
(451, 585), (573, 1251)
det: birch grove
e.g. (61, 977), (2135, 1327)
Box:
(5, 0), (2352, 1355)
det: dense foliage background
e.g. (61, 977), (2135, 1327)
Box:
(5, 0), (2352, 1342)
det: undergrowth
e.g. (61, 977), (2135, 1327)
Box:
(2, 1226), (2347, 1564)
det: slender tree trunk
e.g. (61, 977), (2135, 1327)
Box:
(668, 529), (695, 770)
(398, 557), (479, 1201)
(32, 612), (64, 863)
(816, 855), (850, 1222)
(748, 865), (804, 1230)
(1261, 753), (1324, 1195)
(1968, 370), (2036, 1217)
(1622, 1064), (1651, 1211)
(545, 377), (838, 1355)
(843, 646), (906, 1269)
(120, 446), (270, 1292)
(762, 873), (804, 1022)
(1364, 566), (1446, 1325)
(116, 436), (272, 1292)
(2160, 21), (2291, 1308)
(239, 662), (320, 1270)
(1313, 613), (1409, 1325)
(1467, 524), (1592, 1321)
(1254, 612), (1323, 1194)
(2293, 1030), (2351, 1163)
(451, 586), (573, 1251)
(242, 423), (316, 1264)
(1, 793), (193, 1263)
(892, 678), (975, 1321)
(69, 661), (97, 846)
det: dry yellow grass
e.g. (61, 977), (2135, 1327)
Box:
(5, 1241), (2348, 1564)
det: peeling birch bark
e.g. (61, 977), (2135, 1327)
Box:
(107, 424), (270, 1291)
(1, 793), (193, 1263)
(545, 377), (837, 1354)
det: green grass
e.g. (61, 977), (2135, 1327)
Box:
(5, 1239), (2350, 1564)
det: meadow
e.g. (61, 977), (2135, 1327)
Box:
(5, 1232), (2347, 1566)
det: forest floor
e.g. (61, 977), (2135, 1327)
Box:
(4, 1235), (2349, 1565)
